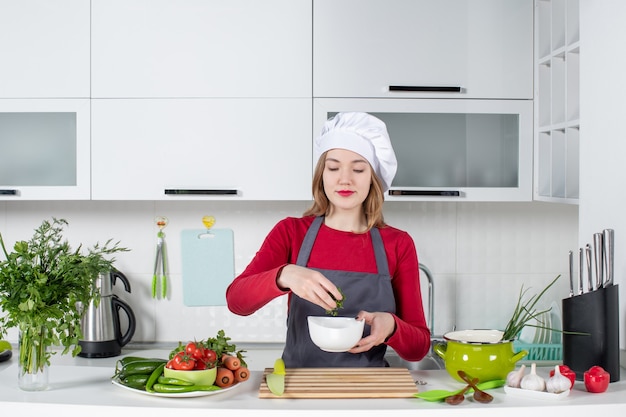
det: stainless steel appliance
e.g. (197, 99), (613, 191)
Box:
(78, 269), (136, 358)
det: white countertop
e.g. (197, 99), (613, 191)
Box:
(1, 345), (625, 417)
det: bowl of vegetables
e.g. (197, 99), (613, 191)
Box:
(165, 341), (219, 385)
(307, 316), (365, 352)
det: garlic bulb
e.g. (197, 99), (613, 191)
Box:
(546, 365), (571, 393)
(520, 363), (546, 391)
(506, 364), (526, 388)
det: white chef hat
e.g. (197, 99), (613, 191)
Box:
(314, 112), (397, 191)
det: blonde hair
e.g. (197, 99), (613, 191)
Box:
(303, 151), (387, 230)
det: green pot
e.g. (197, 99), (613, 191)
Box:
(434, 329), (528, 383)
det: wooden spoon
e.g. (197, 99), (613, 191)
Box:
(457, 370), (494, 403)
(444, 378), (478, 405)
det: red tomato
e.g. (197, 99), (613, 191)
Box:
(194, 360), (208, 370)
(584, 365), (610, 393)
(172, 352), (196, 370)
(203, 349), (217, 364)
(185, 342), (205, 361)
(549, 365), (576, 389)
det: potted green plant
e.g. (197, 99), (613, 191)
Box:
(0, 218), (128, 391)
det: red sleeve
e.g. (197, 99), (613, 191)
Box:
(382, 229), (431, 362)
(225, 217), (310, 316)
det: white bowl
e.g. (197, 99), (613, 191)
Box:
(307, 316), (365, 352)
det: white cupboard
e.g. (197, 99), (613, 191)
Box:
(91, 99), (312, 200)
(313, 0), (533, 99)
(0, 0), (90, 98)
(91, 0), (312, 98)
(0, 99), (91, 200)
(315, 98), (534, 201)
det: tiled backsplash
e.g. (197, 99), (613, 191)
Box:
(0, 200), (578, 344)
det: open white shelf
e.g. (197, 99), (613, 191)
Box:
(534, 0), (580, 204)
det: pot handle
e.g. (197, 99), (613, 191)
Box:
(510, 349), (528, 364)
(433, 342), (447, 360)
(112, 296), (136, 347)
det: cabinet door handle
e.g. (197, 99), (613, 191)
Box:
(0, 189), (18, 196)
(389, 85), (462, 93)
(164, 189), (239, 196)
(388, 190), (461, 197)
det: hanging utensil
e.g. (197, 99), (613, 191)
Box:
(593, 233), (604, 290)
(152, 216), (169, 299)
(603, 229), (614, 287)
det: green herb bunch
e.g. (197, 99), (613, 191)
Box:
(502, 274), (561, 341)
(0, 218), (128, 369)
(325, 287), (345, 316)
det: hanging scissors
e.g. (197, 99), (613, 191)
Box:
(152, 216), (168, 299)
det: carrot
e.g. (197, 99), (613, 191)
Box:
(234, 366), (249, 382)
(215, 367), (234, 388)
(222, 354), (241, 371)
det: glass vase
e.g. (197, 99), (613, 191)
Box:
(17, 324), (49, 391)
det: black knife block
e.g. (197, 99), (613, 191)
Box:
(562, 284), (620, 382)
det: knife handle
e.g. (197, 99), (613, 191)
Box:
(568, 250), (574, 297)
(585, 244), (593, 292)
(603, 229), (614, 287)
(578, 248), (584, 295)
(593, 233), (604, 290)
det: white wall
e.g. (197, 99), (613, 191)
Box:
(0, 200), (577, 345)
(580, 1), (626, 349)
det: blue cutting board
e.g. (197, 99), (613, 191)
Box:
(181, 228), (235, 306)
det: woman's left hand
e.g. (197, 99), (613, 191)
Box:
(348, 311), (396, 354)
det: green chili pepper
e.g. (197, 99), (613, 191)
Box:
(152, 383), (222, 393)
(145, 363), (166, 393)
(157, 376), (194, 386)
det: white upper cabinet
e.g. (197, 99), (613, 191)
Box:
(91, 0), (312, 98)
(0, 99), (91, 200)
(313, 0), (533, 99)
(91, 99), (312, 200)
(0, 0), (90, 98)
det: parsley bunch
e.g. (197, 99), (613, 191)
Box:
(0, 218), (128, 373)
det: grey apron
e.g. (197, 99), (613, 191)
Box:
(282, 216), (396, 367)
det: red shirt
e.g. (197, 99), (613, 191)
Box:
(226, 216), (430, 362)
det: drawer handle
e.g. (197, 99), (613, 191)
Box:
(164, 189), (238, 196)
(388, 190), (461, 197)
(389, 85), (462, 93)
(0, 189), (18, 196)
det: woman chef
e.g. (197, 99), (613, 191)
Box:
(226, 112), (430, 367)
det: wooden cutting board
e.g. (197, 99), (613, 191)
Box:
(258, 367), (419, 398)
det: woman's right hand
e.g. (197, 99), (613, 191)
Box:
(276, 264), (342, 311)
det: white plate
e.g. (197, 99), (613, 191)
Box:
(504, 385), (570, 400)
(111, 378), (244, 398)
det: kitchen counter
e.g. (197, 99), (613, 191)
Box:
(1, 345), (626, 417)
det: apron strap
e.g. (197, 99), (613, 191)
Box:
(296, 216), (390, 276)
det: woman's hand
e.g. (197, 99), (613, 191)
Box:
(276, 264), (342, 311)
(349, 311), (396, 354)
